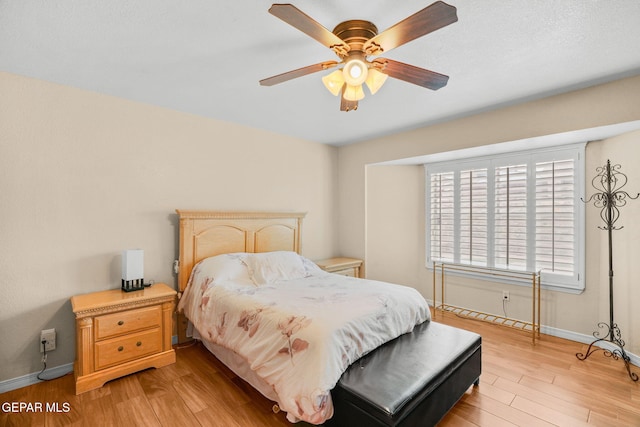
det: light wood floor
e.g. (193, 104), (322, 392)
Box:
(2, 310), (639, 426)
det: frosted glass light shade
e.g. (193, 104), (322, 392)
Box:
(322, 70), (345, 96)
(365, 68), (388, 95)
(342, 59), (368, 86)
(343, 84), (365, 101)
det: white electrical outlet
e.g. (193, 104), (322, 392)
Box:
(502, 291), (510, 302)
(40, 328), (56, 352)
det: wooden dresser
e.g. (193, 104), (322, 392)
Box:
(316, 257), (363, 278)
(71, 283), (176, 394)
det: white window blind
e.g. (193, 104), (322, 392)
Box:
(429, 171), (454, 262)
(425, 144), (585, 292)
(494, 164), (528, 270)
(535, 159), (576, 276)
(459, 168), (488, 266)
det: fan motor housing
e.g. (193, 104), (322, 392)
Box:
(332, 20), (378, 55)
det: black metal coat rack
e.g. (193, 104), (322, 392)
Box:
(576, 160), (639, 381)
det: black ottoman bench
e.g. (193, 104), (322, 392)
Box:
(326, 321), (481, 427)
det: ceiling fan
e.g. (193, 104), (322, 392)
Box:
(259, 2), (458, 111)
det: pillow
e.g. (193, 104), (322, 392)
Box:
(192, 253), (252, 284)
(243, 251), (308, 285)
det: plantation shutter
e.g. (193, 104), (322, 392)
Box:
(535, 159), (575, 276)
(494, 164), (528, 270)
(459, 168), (488, 265)
(429, 172), (455, 262)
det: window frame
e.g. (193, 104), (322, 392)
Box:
(425, 142), (586, 293)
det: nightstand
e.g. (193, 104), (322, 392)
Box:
(316, 257), (363, 278)
(71, 283), (176, 394)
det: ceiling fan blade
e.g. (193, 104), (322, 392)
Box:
(374, 58), (449, 90)
(260, 61), (338, 86)
(269, 4), (349, 55)
(340, 85), (358, 112)
(363, 1), (457, 55)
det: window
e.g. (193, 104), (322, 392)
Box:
(426, 143), (585, 292)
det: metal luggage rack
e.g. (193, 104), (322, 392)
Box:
(432, 262), (541, 344)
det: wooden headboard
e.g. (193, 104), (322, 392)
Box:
(176, 210), (306, 293)
(175, 210), (305, 342)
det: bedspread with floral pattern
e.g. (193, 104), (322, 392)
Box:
(178, 253), (430, 424)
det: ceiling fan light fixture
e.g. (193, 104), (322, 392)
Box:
(322, 69), (345, 96)
(365, 68), (388, 95)
(342, 59), (368, 86)
(343, 84), (365, 102)
(261, 3), (458, 111)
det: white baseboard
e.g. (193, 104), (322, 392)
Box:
(0, 335), (181, 394)
(0, 363), (74, 394)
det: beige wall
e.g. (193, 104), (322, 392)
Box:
(0, 72), (338, 382)
(365, 165), (425, 293)
(343, 75), (640, 355)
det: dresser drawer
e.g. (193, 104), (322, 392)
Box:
(94, 305), (161, 340)
(332, 267), (358, 277)
(94, 328), (162, 370)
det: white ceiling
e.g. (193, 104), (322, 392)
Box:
(2, 1), (640, 146)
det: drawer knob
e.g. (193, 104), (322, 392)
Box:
(117, 320), (124, 326)
(117, 346), (124, 352)
(136, 341), (142, 347)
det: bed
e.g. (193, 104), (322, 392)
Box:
(175, 210), (481, 426)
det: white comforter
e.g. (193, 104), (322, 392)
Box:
(178, 252), (430, 424)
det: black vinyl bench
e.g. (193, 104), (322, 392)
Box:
(326, 321), (481, 427)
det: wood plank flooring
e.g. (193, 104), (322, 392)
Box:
(1, 309), (639, 426)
